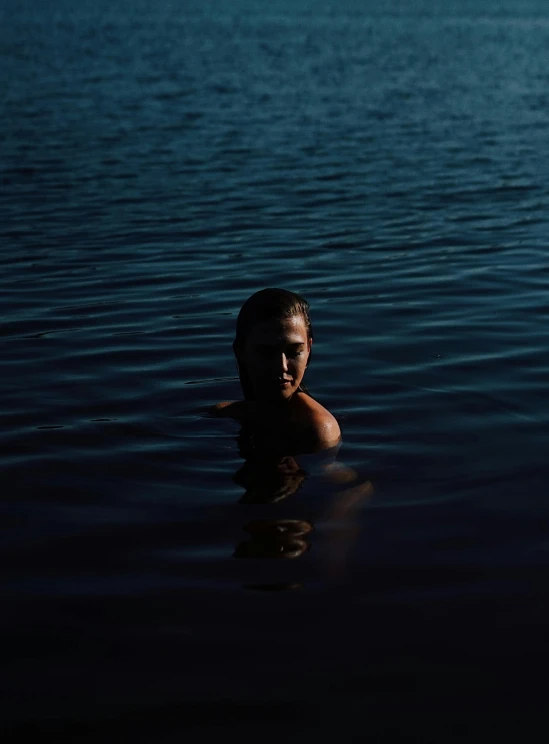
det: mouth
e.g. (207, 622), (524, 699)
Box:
(258, 378), (293, 395)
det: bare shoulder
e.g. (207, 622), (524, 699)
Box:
(209, 400), (249, 420)
(294, 393), (341, 449)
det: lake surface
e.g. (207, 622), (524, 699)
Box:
(2, 0), (549, 740)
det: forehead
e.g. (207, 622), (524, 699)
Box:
(246, 315), (308, 345)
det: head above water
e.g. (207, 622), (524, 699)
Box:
(233, 288), (313, 402)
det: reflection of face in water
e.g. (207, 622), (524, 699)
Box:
(233, 454), (313, 567)
(233, 455), (306, 504)
(232, 433), (373, 587)
(234, 519), (313, 560)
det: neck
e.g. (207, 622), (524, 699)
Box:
(253, 394), (295, 419)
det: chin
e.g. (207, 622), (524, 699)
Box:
(256, 384), (296, 403)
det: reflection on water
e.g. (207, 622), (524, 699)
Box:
(234, 455), (307, 504)
(231, 437), (374, 589)
(235, 519), (313, 559)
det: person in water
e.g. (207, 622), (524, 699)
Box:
(213, 288), (341, 453)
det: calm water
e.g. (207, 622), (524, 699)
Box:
(2, 0), (549, 739)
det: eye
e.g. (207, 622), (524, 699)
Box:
(254, 345), (274, 358)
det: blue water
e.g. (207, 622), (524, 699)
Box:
(2, 0), (549, 739)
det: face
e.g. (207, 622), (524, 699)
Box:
(240, 315), (311, 402)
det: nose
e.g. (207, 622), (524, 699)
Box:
(278, 352), (289, 373)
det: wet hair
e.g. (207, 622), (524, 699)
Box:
(233, 288), (313, 400)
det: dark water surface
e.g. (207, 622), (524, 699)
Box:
(2, 0), (549, 740)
